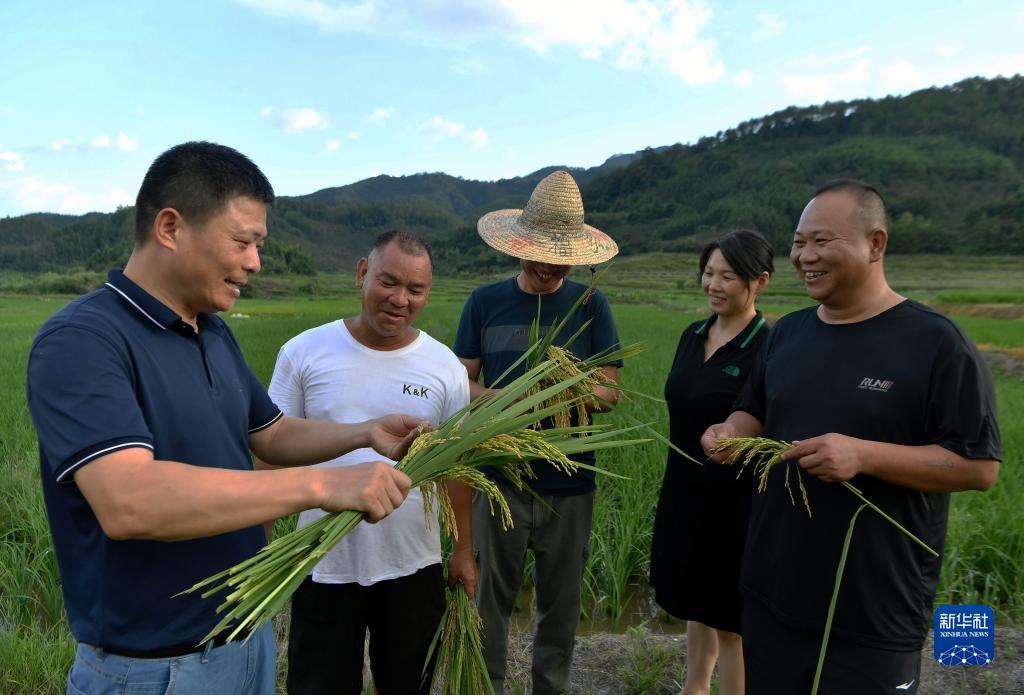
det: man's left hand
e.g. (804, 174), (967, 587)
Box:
(366, 414), (431, 461)
(782, 433), (864, 483)
(447, 546), (478, 599)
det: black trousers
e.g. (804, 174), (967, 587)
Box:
(286, 564), (446, 695)
(743, 596), (922, 694)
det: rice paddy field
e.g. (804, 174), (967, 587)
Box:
(1, 253), (1022, 693)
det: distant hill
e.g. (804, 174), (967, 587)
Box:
(1, 77), (1021, 275)
(582, 76), (1024, 257)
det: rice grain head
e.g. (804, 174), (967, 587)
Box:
(713, 437), (811, 517)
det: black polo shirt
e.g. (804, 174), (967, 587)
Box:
(664, 311), (769, 486)
(26, 270), (281, 653)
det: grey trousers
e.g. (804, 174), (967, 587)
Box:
(473, 479), (595, 695)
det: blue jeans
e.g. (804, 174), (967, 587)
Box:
(65, 624), (276, 695)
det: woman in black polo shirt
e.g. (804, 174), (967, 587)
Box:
(650, 230), (773, 695)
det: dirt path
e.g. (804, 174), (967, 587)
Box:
(503, 626), (1024, 694)
(984, 348), (1024, 380)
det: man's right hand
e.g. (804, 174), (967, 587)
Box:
(319, 462), (412, 522)
(701, 422), (739, 463)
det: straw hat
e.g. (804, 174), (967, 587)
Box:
(477, 170), (618, 265)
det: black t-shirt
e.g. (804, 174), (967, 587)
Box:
(665, 311), (769, 486)
(734, 300), (1002, 650)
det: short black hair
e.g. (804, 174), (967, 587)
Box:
(698, 230), (775, 284)
(370, 229), (433, 266)
(813, 178), (889, 231)
(134, 141), (274, 243)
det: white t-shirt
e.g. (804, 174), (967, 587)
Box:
(268, 320), (470, 586)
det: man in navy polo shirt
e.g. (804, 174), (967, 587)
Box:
(27, 142), (419, 695)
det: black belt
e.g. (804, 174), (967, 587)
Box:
(100, 629), (253, 659)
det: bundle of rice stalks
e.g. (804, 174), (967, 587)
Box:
(712, 436), (811, 516)
(425, 582), (492, 695)
(517, 282), (645, 428)
(502, 277), (697, 471)
(184, 355), (647, 645)
(710, 436), (937, 554)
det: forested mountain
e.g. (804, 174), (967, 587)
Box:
(2, 76), (1021, 275)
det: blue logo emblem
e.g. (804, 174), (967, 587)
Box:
(934, 604), (994, 665)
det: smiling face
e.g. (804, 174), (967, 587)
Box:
(518, 259), (571, 294)
(701, 248), (760, 318)
(791, 190), (884, 310)
(174, 195), (266, 319)
(352, 240), (432, 349)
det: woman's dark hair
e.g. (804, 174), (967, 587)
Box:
(698, 230), (775, 283)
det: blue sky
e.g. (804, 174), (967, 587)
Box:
(1, 0), (1022, 217)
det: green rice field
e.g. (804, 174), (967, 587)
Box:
(1, 254), (1022, 692)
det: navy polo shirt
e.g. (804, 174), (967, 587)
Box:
(26, 270), (282, 653)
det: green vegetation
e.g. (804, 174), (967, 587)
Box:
(4, 76), (1024, 277)
(1, 255), (1022, 691)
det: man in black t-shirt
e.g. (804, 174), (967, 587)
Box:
(702, 179), (1001, 694)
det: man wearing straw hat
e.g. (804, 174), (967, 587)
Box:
(454, 170), (621, 694)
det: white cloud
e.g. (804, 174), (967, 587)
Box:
(979, 52), (1024, 78)
(236, 0), (726, 85)
(0, 146), (25, 172)
(780, 43), (1024, 104)
(281, 107), (329, 132)
(117, 132), (138, 152)
(49, 134), (136, 153)
(416, 116), (491, 148)
(880, 60), (923, 91)
(468, 127), (490, 148)
(348, 131), (360, 140)
(14, 176), (133, 214)
(780, 49), (873, 101)
(751, 13), (784, 41)
(732, 69), (754, 86)
(234, 0), (379, 32)
(500, 0), (725, 84)
(325, 138), (341, 152)
(261, 106), (330, 132)
(452, 57), (487, 75)
(788, 47), (870, 69)
(1, 152), (25, 172)
(419, 115), (465, 139)
(367, 107), (395, 125)
(934, 44), (962, 59)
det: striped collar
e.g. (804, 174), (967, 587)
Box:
(104, 270), (185, 331)
(694, 310), (766, 350)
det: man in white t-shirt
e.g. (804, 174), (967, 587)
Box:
(258, 230), (474, 695)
